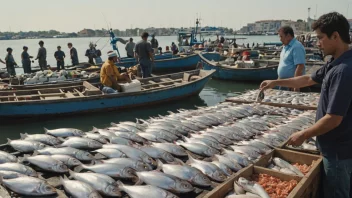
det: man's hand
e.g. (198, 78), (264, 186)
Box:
(259, 80), (277, 90)
(287, 131), (306, 146)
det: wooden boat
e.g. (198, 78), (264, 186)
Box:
(199, 53), (278, 81)
(0, 69), (215, 118)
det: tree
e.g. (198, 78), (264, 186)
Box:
(297, 19), (304, 22)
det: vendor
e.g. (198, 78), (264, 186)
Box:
(100, 51), (131, 94)
(260, 12), (352, 198)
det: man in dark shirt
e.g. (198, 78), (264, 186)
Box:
(134, 32), (154, 78)
(54, 46), (65, 71)
(260, 12), (352, 197)
(68, 43), (79, 66)
(150, 34), (159, 54)
(35, 40), (47, 71)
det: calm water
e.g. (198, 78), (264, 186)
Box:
(0, 35), (278, 142)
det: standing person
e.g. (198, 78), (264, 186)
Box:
(21, 46), (33, 74)
(94, 44), (102, 64)
(85, 42), (97, 65)
(54, 46), (65, 71)
(68, 43), (79, 66)
(259, 12), (352, 198)
(134, 32), (154, 78)
(125, 38), (135, 58)
(35, 40), (47, 71)
(150, 35), (159, 54)
(100, 51), (131, 94)
(5, 48), (17, 76)
(277, 26), (306, 91)
(171, 42), (178, 55)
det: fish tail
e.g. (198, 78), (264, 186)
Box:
(116, 180), (125, 191)
(43, 128), (49, 133)
(74, 165), (84, 173)
(6, 138), (11, 144)
(20, 133), (28, 139)
(110, 122), (117, 126)
(156, 159), (164, 171)
(32, 150), (39, 156)
(68, 169), (75, 179)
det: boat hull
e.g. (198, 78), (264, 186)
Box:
(0, 70), (215, 118)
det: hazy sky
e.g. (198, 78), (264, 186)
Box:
(0, 0), (350, 32)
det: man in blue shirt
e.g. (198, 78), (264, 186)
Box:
(277, 26), (306, 91)
(260, 12), (352, 197)
(54, 46), (65, 71)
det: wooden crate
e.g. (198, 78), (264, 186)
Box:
(280, 140), (320, 155)
(202, 165), (305, 198)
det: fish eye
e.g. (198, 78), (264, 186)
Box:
(45, 186), (53, 191)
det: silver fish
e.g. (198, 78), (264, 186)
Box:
(95, 148), (127, 158)
(1, 176), (56, 196)
(7, 139), (46, 153)
(79, 163), (136, 179)
(83, 133), (109, 144)
(105, 145), (156, 165)
(113, 121), (146, 131)
(20, 133), (61, 146)
(188, 155), (227, 182)
(152, 143), (188, 157)
(44, 128), (84, 137)
(212, 161), (234, 176)
(114, 131), (145, 143)
(69, 170), (121, 197)
(60, 176), (102, 198)
(0, 171), (27, 179)
(223, 149), (251, 167)
(198, 132), (233, 145)
(93, 127), (117, 138)
(138, 133), (168, 143)
(139, 146), (176, 163)
(117, 181), (179, 198)
(136, 171), (194, 193)
(61, 137), (102, 149)
(183, 136), (222, 150)
(177, 142), (219, 157)
(236, 177), (270, 198)
(0, 163), (37, 176)
(144, 130), (178, 141)
(96, 158), (151, 171)
(0, 151), (17, 163)
(108, 136), (133, 145)
(20, 155), (68, 173)
(157, 161), (211, 187)
(231, 145), (262, 160)
(37, 147), (94, 161)
(215, 155), (242, 172)
(273, 157), (304, 176)
(51, 155), (82, 167)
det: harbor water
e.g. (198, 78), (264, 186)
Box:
(0, 35), (278, 141)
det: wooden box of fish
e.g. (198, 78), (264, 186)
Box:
(226, 89), (319, 110)
(281, 139), (320, 155)
(202, 165), (308, 198)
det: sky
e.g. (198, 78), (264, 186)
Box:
(0, 0), (350, 32)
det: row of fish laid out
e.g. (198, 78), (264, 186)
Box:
(229, 89), (320, 107)
(0, 103), (317, 197)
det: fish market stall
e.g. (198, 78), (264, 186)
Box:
(226, 89), (320, 110)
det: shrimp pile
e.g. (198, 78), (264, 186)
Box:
(292, 160), (316, 175)
(252, 173), (298, 198)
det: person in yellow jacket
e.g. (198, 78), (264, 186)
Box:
(100, 51), (131, 94)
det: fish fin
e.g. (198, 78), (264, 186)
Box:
(20, 133), (28, 139)
(74, 165), (84, 173)
(32, 151), (39, 156)
(6, 138), (11, 144)
(91, 126), (99, 132)
(43, 128), (49, 133)
(173, 158), (185, 165)
(156, 159), (164, 171)
(187, 152), (196, 164)
(68, 169), (75, 179)
(116, 180), (125, 190)
(110, 122), (117, 126)
(94, 153), (106, 160)
(37, 173), (45, 180)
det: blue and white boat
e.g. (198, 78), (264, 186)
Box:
(0, 69), (215, 118)
(199, 53), (278, 81)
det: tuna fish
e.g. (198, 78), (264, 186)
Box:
(1, 176), (56, 196)
(7, 139), (46, 153)
(117, 180), (179, 198)
(44, 128), (84, 137)
(60, 175), (102, 198)
(20, 133), (61, 146)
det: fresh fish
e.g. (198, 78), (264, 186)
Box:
(61, 137), (103, 149)
(214, 155), (242, 171)
(96, 158), (152, 171)
(190, 134), (220, 143)
(136, 171), (194, 193)
(139, 146), (176, 163)
(152, 143), (188, 157)
(114, 131), (145, 143)
(205, 129), (244, 141)
(236, 177), (270, 198)
(37, 147), (94, 161)
(183, 136), (222, 150)
(198, 132), (233, 145)
(280, 168), (297, 175)
(7, 139), (46, 153)
(69, 170), (121, 197)
(231, 146), (262, 160)
(83, 132), (109, 144)
(0, 171), (27, 179)
(60, 176), (102, 198)
(239, 140), (272, 153)
(273, 157), (304, 176)
(20, 155), (68, 173)
(44, 128), (84, 137)
(157, 161), (211, 187)
(188, 155), (227, 182)
(177, 142), (219, 157)
(146, 126), (183, 137)
(0, 163), (37, 176)
(51, 155), (82, 167)
(138, 133), (168, 143)
(108, 124), (143, 133)
(102, 145), (156, 166)
(144, 130), (178, 141)
(108, 136), (133, 145)
(20, 133), (61, 146)
(1, 176), (56, 196)
(223, 149), (251, 167)
(211, 161), (233, 176)
(94, 148), (127, 158)
(113, 121), (146, 131)
(0, 151), (17, 163)
(93, 127), (117, 138)
(117, 181), (179, 198)
(78, 163), (136, 179)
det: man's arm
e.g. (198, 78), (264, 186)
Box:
(149, 52), (154, 62)
(293, 64), (305, 91)
(0, 59), (4, 64)
(260, 75), (317, 90)
(35, 49), (41, 60)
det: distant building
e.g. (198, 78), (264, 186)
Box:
(78, 29), (95, 37)
(238, 19), (308, 34)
